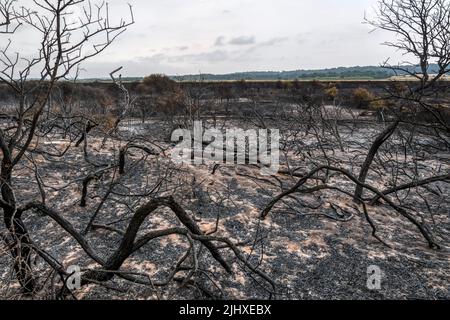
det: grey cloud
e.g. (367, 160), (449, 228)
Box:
(170, 50), (229, 63)
(243, 37), (290, 55)
(296, 32), (311, 44)
(228, 36), (255, 46)
(80, 54), (185, 78)
(215, 35), (280, 49)
(215, 36), (226, 46)
(258, 37), (289, 47)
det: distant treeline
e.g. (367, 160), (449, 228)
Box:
(80, 64), (448, 83)
(172, 64), (448, 81)
(172, 66), (393, 81)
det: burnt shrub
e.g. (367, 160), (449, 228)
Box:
(350, 87), (375, 109)
(134, 74), (186, 120)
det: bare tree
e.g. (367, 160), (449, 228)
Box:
(354, 0), (450, 200)
(0, 0), (134, 293)
(260, 0), (450, 252)
(367, 0), (450, 87)
(0, 2), (277, 299)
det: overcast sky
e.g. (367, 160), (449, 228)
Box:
(6, 0), (404, 78)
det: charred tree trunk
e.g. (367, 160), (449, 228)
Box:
(75, 121), (97, 147)
(1, 165), (35, 293)
(82, 196), (231, 283)
(80, 176), (96, 207)
(119, 145), (159, 175)
(119, 148), (126, 175)
(353, 121), (399, 202)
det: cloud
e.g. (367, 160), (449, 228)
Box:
(80, 54), (184, 77)
(79, 48), (234, 77)
(170, 50), (229, 63)
(228, 36), (255, 46)
(215, 35), (256, 47)
(258, 37), (289, 47)
(214, 36), (226, 46)
(296, 32), (311, 44)
(242, 37), (290, 55)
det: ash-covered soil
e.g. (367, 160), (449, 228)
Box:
(0, 118), (449, 300)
